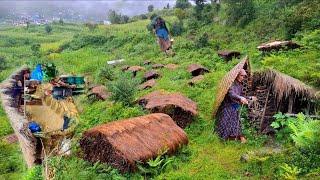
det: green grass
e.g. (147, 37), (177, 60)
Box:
(0, 2), (319, 179)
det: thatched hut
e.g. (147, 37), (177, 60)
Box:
(87, 85), (110, 101)
(79, 113), (188, 173)
(257, 40), (300, 52)
(249, 69), (318, 133)
(143, 70), (160, 81)
(212, 57), (318, 133)
(138, 91), (198, 128)
(187, 64), (209, 77)
(139, 79), (156, 90)
(152, 64), (165, 69)
(165, 63), (179, 70)
(188, 75), (204, 86)
(127, 66), (145, 77)
(218, 50), (241, 61)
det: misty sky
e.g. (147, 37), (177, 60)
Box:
(0, 1), (176, 20)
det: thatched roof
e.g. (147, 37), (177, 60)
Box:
(152, 64), (165, 69)
(80, 113), (188, 173)
(217, 50), (241, 61)
(253, 69), (317, 102)
(138, 90), (198, 128)
(257, 40), (300, 52)
(188, 75), (204, 86)
(88, 85), (110, 100)
(212, 56), (251, 118)
(128, 66), (144, 72)
(143, 70), (160, 81)
(165, 63), (179, 70)
(187, 64), (209, 76)
(139, 79), (156, 90)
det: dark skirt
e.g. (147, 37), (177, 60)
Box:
(158, 38), (171, 52)
(215, 104), (242, 139)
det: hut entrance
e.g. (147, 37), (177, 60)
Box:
(248, 69), (318, 133)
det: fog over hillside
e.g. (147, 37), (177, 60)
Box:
(0, 1), (175, 21)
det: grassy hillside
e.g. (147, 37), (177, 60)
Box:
(0, 1), (319, 179)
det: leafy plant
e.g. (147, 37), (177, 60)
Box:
(107, 73), (138, 106)
(270, 112), (295, 142)
(96, 64), (114, 85)
(137, 150), (174, 177)
(278, 163), (300, 180)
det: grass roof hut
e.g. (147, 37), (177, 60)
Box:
(250, 69), (318, 133)
(80, 113), (188, 173)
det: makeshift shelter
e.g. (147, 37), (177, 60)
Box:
(80, 113), (188, 173)
(188, 75), (204, 86)
(212, 56), (318, 133)
(212, 56), (252, 118)
(87, 85), (110, 101)
(139, 79), (156, 90)
(187, 64), (209, 77)
(249, 69), (318, 132)
(0, 67), (79, 167)
(257, 40), (300, 52)
(218, 50), (241, 61)
(165, 63), (179, 70)
(127, 66), (145, 77)
(143, 70), (160, 81)
(152, 64), (165, 69)
(138, 90), (198, 128)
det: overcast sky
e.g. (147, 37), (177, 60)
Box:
(0, 1), (176, 19)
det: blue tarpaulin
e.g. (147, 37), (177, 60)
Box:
(30, 64), (43, 81)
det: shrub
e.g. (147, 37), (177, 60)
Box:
(225, 0), (256, 27)
(0, 56), (6, 71)
(107, 73), (138, 106)
(175, 0), (191, 9)
(84, 22), (98, 31)
(195, 33), (209, 48)
(170, 21), (184, 36)
(45, 24), (52, 34)
(96, 64), (114, 85)
(108, 10), (130, 24)
(31, 43), (41, 57)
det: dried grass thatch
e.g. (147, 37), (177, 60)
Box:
(217, 50), (241, 61)
(212, 56), (251, 118)
(88, 85), (110, 101)
(139, 79), (156, 90)
(253, 69), (317, 103)
(257, 40), (300, 52)
(187, 64), (209, 76)
(138, 90), (198, 128)
(80, 113), (188, 173)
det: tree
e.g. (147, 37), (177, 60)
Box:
(148, 5), (154, 12)
(107, 10), (130, 24)
(225, 0), (255, 27)
(192, 0), (207, 20)
(175, 0), (191, 9)
(45, 24), (52, 34)
(59, 18), (64, 25)
(85, 22), (98, 31)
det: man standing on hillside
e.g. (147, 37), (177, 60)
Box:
(150, 16), (174, 56)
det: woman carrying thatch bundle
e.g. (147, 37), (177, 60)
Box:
(215, 69), (256, 143)
(151, 16), (174, 56)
